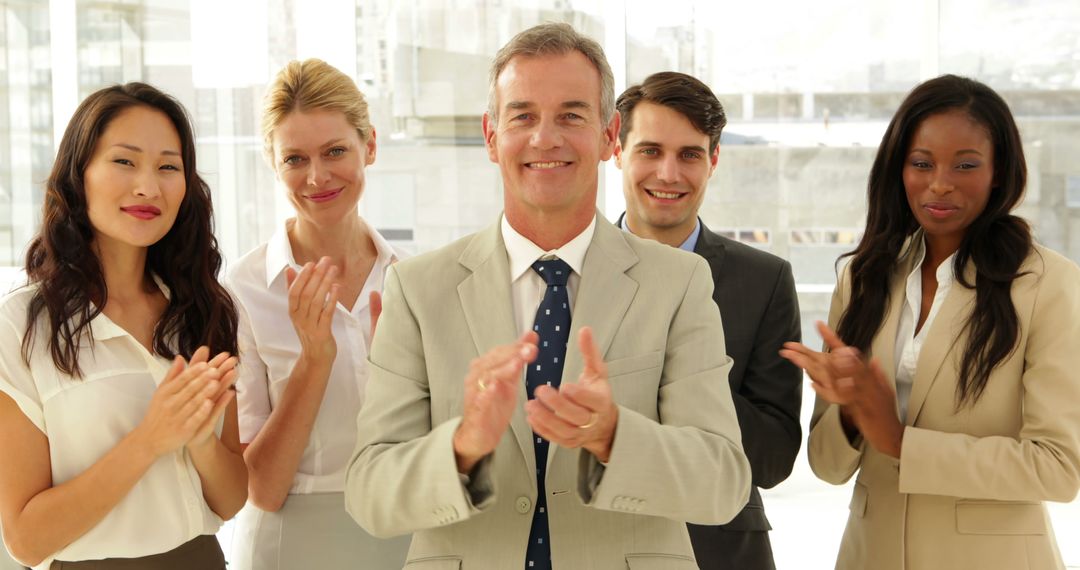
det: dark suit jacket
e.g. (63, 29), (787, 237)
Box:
(617, 216), (803, 570)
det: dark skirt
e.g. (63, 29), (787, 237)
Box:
(49, 535), (224, 570)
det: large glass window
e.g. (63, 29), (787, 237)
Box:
(1, 2), (1078, 568)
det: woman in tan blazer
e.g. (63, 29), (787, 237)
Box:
(782, 74), (1080, 570)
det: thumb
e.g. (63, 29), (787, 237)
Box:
(189, 346), (211, 366)
(868, 357), (889, 386)
(577, 327), (607, 383)
(161, 355), (186, 384)
(817, 321), (847, 352)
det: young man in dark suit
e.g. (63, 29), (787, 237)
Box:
(613, 71), (803, 570)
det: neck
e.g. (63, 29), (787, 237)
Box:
(288, 211), (377, 270)
(624, 213), (696, 249)
(504, 204), (595, 251)
(93, 238), (152, 304)
(923, 232), (963, 271)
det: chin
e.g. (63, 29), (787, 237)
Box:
(643, 212), (687, 228)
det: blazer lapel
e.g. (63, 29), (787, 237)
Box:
(905, 259), (976, 425)
(693, 220), (727, 284)
(868, 239), (919, 413)
(549, 215), (639, 466)
(457, 221), (536, 478)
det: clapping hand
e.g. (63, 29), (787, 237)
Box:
(525, 327), (619, 463)
(452, 332), (539, 474)
(137, 346), (237, 457)
(286, 257), (341, 364)
(780, 322), (905, 458)
(185, 348), (239, 450)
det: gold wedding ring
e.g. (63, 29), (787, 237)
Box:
(477, 374), (490, 392)
(577, 412), (599, 430)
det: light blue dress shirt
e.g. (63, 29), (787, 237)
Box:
(620, 214), (701, 253)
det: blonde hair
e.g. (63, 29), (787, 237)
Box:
(488, 23), (614, 123)
(261, 58), (371, 161)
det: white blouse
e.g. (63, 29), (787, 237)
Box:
(0, 285), (222, 568)
(894, 240), (956, 420)
(225, 220), (402, 495)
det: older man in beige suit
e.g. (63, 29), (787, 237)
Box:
(345, 22), (750, 570)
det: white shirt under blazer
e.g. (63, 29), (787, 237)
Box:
(0, 284), (223, 569)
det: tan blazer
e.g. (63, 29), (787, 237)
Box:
(345, 215), (751, 570)
(808, 240), (1080, 570)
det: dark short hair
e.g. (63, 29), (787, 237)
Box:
(616, 71), (727, 151)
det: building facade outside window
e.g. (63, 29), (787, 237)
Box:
(1, 1), (1078, 568)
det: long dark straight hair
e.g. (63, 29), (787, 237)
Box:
(836, 74), (1031, 406)
(22, 82), (238, 377)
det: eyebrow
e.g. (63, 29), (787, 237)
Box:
(113, 143), (181, 157)
(634, 141), (709, 154)
(561, 100), (591, 111)
(503, 100), (593, 112)
(277, 139), (350, 155)
(909, 147), (985, 156)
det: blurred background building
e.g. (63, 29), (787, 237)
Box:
(1, 1), (1078, 568)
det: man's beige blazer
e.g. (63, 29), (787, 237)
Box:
(345, 215), (751, 569)
(808, 239), (1080, 570)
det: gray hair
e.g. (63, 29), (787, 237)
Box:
(487, 22), (615, 124)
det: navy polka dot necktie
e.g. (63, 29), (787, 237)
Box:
(525, 257), (571, 570)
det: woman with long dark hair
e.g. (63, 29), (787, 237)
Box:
(0, 83), (245, 569)
(782, 74), (1080, 569)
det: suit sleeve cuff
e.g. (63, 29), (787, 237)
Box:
(808, 404), (865, 483)
(458, 453), (496, 511)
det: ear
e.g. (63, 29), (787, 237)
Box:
(599, 110), (621, 161)
(365, 128), (377, 166)
(708, 143), (719, 175)
(482, 112), (498, 164)
(613, 140), (624, 169)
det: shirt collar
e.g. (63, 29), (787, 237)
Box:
(264, 219), (298, 287)
(90, 274), (172, 341)
(678, 219), (702, 252)
(907, 234), (957, 288)
(263, 218), (400, 288)
(501, 213), (596, 281)
(368, 223), (400, 267)
(620, 214), (701, 253)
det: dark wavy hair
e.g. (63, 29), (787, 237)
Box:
(836, 74), (1031, 407)
(21, 82), (238, 377)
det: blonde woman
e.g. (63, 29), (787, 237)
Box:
(226, 59), (410, 569)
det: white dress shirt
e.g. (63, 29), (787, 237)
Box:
(894, 239), (956, 420)
(501, 214), (595, 337)
(0, 284), (222, 568)
(225, 219), (403, 494)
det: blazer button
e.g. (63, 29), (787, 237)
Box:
(515, 496), (532, 514)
